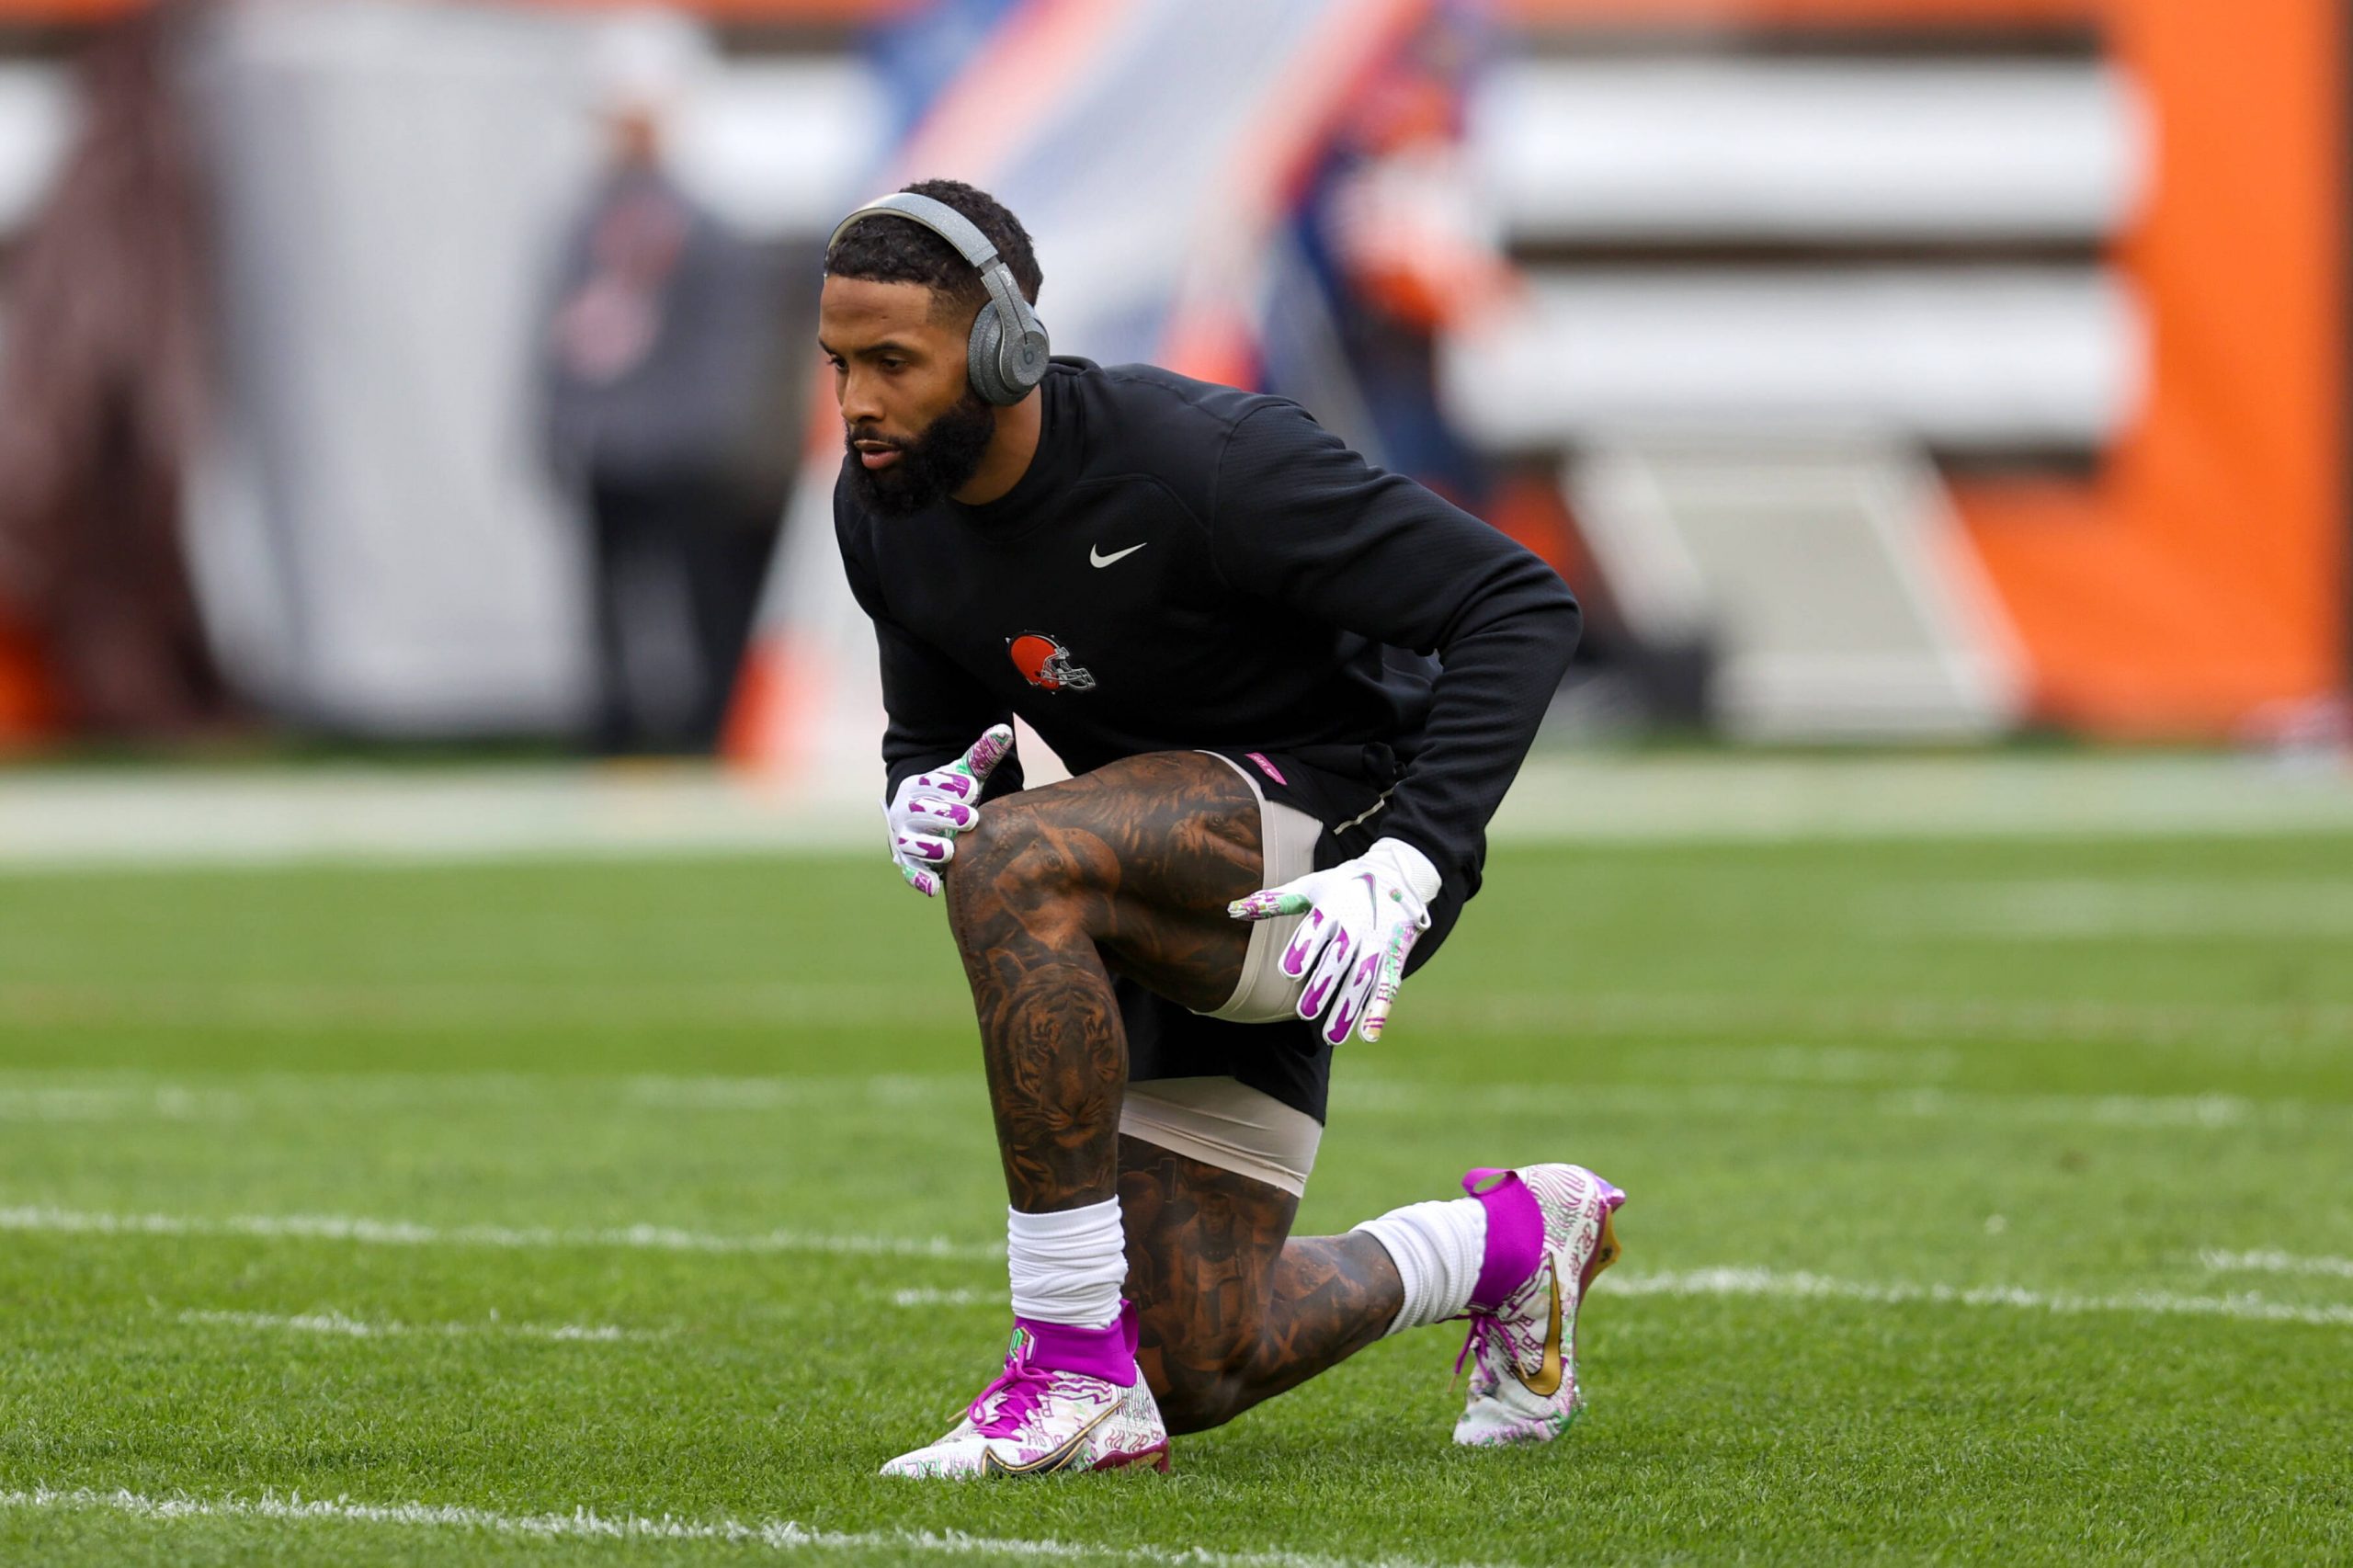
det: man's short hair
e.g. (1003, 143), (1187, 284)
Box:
(824, 178), (1042, 322)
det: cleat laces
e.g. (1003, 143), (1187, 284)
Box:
(968, 1343), (1055, 1437)
(1452, 1313), (1497, 1388)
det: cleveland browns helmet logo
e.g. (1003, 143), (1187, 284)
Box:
(1007, 632), (1096, 692)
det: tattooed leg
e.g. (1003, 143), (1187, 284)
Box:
(943, 751), (1405, 1416)
(942, 752), (1263, 1213)
(1119, 1136), (1404, 1434)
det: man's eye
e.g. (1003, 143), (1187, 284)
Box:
(880, 358), (906, 372)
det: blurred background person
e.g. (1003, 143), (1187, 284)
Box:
(0, 2), (236, 742)
(1292, 0), (1514, 517)
(542, 10), (796, 757)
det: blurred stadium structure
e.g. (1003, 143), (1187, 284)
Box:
(0, 0), (2341, 767)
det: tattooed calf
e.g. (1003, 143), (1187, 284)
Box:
(1119, 1138), (1403, 1432)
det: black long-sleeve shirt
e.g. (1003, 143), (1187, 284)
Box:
(835, 358), (1579, 899)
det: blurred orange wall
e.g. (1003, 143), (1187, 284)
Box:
(1959, 2), (2345, 734)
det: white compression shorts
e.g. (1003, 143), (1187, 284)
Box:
(1114, 750), (1326, 1198)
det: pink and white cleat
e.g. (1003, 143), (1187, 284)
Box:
(880, 1304), (1171, 1478)
(1452, 1164), (1626, 1448)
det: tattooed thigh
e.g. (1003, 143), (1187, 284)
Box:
(956, 751), (1266, 1014)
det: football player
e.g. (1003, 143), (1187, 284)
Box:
(825, 179), (1623, 1477)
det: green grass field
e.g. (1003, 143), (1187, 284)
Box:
(3, 827), (2350, 1564)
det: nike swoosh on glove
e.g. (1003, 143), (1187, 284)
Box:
(883, 724), (1013, 898)
(1228, 836), (1441, 1045)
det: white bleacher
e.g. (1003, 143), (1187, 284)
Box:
(1443, 267), (2144, 452)
(1483, 59), (2148, 243)
(1452, 51), (2147, 738)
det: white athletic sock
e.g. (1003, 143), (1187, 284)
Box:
(1353, 1197), (1486, 1337)
(1006, 1198), (1127, 1329)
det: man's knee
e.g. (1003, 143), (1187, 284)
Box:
(946, 794), (1112, 919)
(1142, 1343), (1255, 1435)
(1153, 1372), (1244, 1436)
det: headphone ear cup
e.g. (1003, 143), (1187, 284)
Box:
(1002, 297), (1050, 398)
(966, 303), (1014, 406)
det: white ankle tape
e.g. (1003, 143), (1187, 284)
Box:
(1353, 1196), (1486, 1337)
(1007, 1198), (1127, 1328)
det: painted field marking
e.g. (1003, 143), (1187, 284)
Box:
(12, 1199), (2346, 1333)
(174, 1310), (655, 1344)
(1608, 1267), (2353, 1328)
(0, 1071), (978, 1120)
(1411, 993), (2353, 1051)
(623, 1074), (969, 1111)
(0, 1206), (1003, 1262)
(614, 1072), (2323, 1132)
(1620, 1043), (1961, 1085)
(884, 1275), (2353, 1329)
(2200, 1249), (2353, 1281)
(8, 982), (2350, 1052)
(1885, 879), (2353, 939)
(0, 1486), (1501, 1568)
(889, 1288), (993, 1309)
(0, 980), (968, 1032)
(0, 1085), (245, 1122)
(1336, 1079), (2336, 1132)
(6, 1067), (2334, 1137)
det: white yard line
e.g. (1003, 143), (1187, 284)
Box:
(0, 1206), (1003, 1262)
(6, 754), (2351, 871)
(1410, 993), (2353, 1051)
(1336, 1079), (2334, 1131)
(174, 1309), (654, 1344)
(889, 1289), (994, 1309)
(5, 1067), (2334, 1136)
(6, 984), (2348, 1051)
(1883, 879), (2353, 939)
(0, 768), (877, 871)
(12, 1198), (2346, 1333)
(1608, 1267), (2353, 1328)
(2199, 1249), (2353, 1280)
(623, 1074), (970, 1110)
(887, 1274), (2353, 1328)
(0, 1070), (972, 1115)
(0, 1086), (245, 1122)
(0, 1486), (1498, 1568)
(0, 982), (964, 1032)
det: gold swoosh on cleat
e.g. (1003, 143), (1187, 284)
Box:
(978, 1400), (1120, 1477)
(1515, 1261), (1565, 1399)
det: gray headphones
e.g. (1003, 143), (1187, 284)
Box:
(827, 191), (1051, 407)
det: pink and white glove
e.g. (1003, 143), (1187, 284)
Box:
(1229, 836), (1441, 1046)
(885, 724), (1013, 898)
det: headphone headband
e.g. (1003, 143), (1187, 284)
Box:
(825, 189), (1050, 407)
(828, 191), (1002, 273)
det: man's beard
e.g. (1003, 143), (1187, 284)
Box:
(846, 392), (997, 517)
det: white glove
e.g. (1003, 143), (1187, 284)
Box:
(1229, 836), (1440, 1046)
(884, 724), (1013, 898)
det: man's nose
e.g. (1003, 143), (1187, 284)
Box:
(838, 367), (884, 427)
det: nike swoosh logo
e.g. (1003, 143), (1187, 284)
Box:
(1089, 542), (1147, 568)
(1516, 1259), (1566, 1399)
(978, 1401), (1120, 1475)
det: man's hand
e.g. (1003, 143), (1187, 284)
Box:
(1229, 836), (1441, 1046)
(885, 724), (1014, 898)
